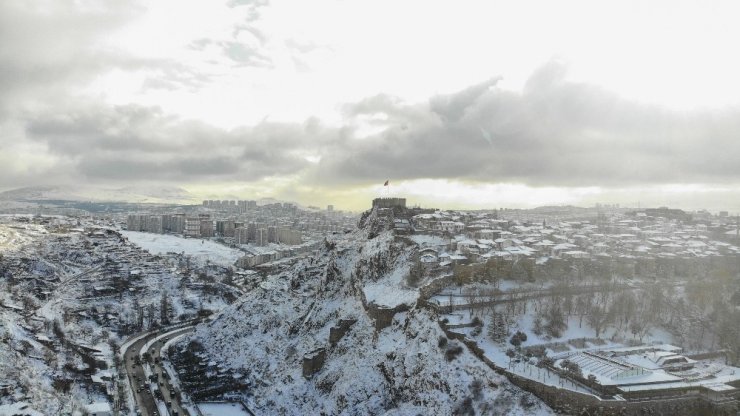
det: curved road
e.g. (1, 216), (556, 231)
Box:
(123, 324), (198, 416)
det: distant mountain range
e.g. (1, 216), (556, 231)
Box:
(0, 185), (303, 208)
(0, 185), (197, 204)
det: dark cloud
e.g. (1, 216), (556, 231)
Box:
(16, 60), (740, 189)
(22, 103), (347, 183)
(4, 1), (740, 201)
(315, 61), (740, 187)
(430, 77), (502, 122)
(0, 1), (212, 118)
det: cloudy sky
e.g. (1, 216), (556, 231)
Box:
(3, 0), (740, 211)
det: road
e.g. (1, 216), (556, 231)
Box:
(123, 324), (197, 416)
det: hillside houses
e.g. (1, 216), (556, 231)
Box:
(408, 209), (740, 281)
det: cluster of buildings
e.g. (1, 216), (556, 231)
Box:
(126, 213), (303, 246)
(406, 207), (740, 273)
(202, 200), (257, 212)
(553, 344), (740, 406)
(125, 199), (358, 270)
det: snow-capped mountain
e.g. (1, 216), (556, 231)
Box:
(0, 185), (196, 204)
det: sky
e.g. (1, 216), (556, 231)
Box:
(3, 0), (740, 212)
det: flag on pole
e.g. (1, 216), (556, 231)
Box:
(384, 180), (389, 186)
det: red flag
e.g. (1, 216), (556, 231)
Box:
(383, 180), (389, 186)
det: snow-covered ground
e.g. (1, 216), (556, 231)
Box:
(181, 228), (554, 415)
(0, 402), (45, 416)
(360, 232), (420, 308)
(121, 230), (243, 267)
(363, 281), (418, 308)
(439, 283), (740, 399)
(198, 402), (252, 416)
(0, 217), (238, 414)
(0, 223), (45, 252)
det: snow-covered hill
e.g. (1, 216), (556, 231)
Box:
(0, 185), (196, 204)
(181, 213), (554, 415)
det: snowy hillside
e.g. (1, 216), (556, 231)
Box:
(0, 217), (238, 414)
(181, 219), (554, 415)
(0, 185), (196, 204)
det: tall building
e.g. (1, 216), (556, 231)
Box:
(256, 228), (268, 246)
(216, 220), (235, 237)
(200, 220), (214, 237)
(127, 214), (149, 231)
(185, 217), (201, 237)
(235, 227), (249, 244)
(267, 226), (278, 244)
(247, 222), (257, 242)
(147, 215), (163, 233)
(277, 227), (303, 245)
(169, 213), (185, 233)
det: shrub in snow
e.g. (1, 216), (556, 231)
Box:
(438, 336), (448, 349)
(445, 343), (464, 361)
(454, 396), (475, 416)
(509, 330), (528, 347)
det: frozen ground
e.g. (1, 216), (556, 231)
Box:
(121, 230), (243, 267)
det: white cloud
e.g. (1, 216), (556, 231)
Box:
(4, 0), (740, 211)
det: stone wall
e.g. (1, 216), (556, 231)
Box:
(329, 319), (357, 345)
(302, 348), (326, 378)
(418, 275), (456, 300)
(366, 303), (410, 331)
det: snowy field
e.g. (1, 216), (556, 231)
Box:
(198, 402), (252, 416)
(363, 281), (418, 308)
(121, 230), (243, 267)
(0, 223), (43, 252)
(0, 402), (44, 416)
